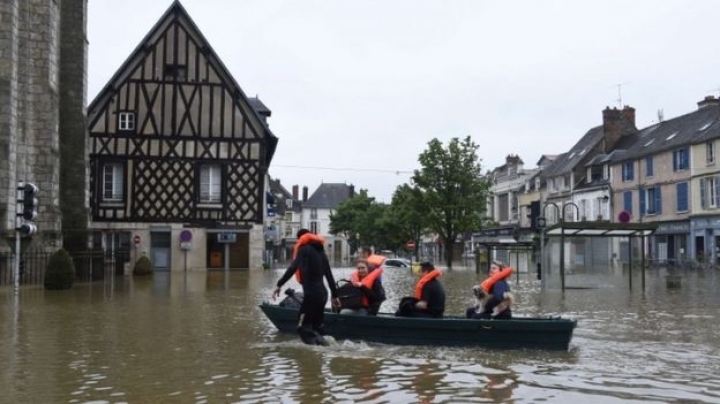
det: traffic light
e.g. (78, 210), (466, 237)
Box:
(17, 222), (38, 237)
(20, 182), (39, 221)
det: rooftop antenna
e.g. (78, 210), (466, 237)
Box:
(657, 108), (664, 122)
(613, 82), (628, 108)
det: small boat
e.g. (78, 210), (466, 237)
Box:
(259, 302), (577, 351)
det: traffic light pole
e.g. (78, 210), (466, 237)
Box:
(14, 231), (20, 292)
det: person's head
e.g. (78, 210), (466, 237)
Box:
(420, 261), (434, 273)
(297, 228), (310, 238)
(490, 260), (504, 275)
(360, 247), (372, 258)
(355, 258), (369, 278)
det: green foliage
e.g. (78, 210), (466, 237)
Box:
(387, 184), (429, 260)
(44, 248), (75, 290)
(412, 136), (492, 268)
(330, 189), (392, 253)
(133, 255), (154, 276)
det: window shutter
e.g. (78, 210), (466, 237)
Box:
(715, 176), (720, 208)
(639, 186), (646, 216)
(624, 191), (632, 214)
(655, 186), (662, 214)
(672, 151), (678, 171)
(676, 182), (688, 212)
(701, 178), (707, 209)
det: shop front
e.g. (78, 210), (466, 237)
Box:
(652, 221), (690, 263)
(690, 216), (720, 264)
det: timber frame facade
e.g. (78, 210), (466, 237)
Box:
(87, 1), (277, 271)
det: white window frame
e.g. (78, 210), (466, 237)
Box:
(199, 165), (221, 204)
(310, 221), (318, 234)
(707, 141), (715, 165)
(118, 112), (135, 131)
(102, 163), (124, 202)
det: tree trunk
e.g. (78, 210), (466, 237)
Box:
(444, 238), (453, 269)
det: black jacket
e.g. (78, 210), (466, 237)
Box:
(360, 279), (386, 315)
(420, 279), (445, 318)
(277, 241), (338, 299)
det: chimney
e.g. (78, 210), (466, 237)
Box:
(698, 95), (720, 109)
(292, 185), (299, 200)
(602, 106), (636, 152)
(302, 186), (308, 202)
(349, 184), (355, 198)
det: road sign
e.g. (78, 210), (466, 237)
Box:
(618, 211), (630, 223)
(179, 230), (192, 242)
(133, 235), (141, 246)
(406, 240), (416, 250)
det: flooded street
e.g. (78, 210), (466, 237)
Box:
(1, 266), (720, 403)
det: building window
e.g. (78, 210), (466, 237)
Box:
(646, 156), (653, 177)
(623, 191), (632, 214)
(622, 162), (634, 182)
(102, 163), (124, 202)
(676, 182), (688, 212)
(707, 141), (715, 165)
(286, 199), (293, 208)
(310, 208), (318, 220)
(310, 221), (318, 234)
(199, 165), (221, 203)
(672, 148), (689, 171)
(118, 111), (135, 131)
(700, 176), (720, 209)
(646, 187), (662, 215)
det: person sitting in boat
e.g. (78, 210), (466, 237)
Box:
(466, 260), (514, 319)
(339, 258), (386, 315)
(360, 246), (387, 273)
(396, 261), (445, 318)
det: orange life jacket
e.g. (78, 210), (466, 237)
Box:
(291, 233), (326, 283)
(414, 268), (442, 300)
(367, 254), (386, 269)
(350, 267), (384, 307)
(480, 267), (513, 293)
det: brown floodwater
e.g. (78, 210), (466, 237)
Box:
(1, 266), (719, 403)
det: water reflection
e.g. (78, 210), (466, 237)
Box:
(1, 267), (720, 403)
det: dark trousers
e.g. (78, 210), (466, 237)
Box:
(296, 293), (328, 344)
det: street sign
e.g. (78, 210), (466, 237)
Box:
(133, 235), (141, 247)
(618, 211), (630, 223)
(218, 232), (236, 243)
(179, 230), (193, 250)
(406, 240), (416, 250)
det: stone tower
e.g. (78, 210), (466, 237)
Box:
(0, 0), (89, 253)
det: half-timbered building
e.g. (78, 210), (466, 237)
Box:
(87, 1), (277, 271)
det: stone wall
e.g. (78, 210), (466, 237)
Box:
(59, 0), (89, 252)
(0, 0), (87, 253)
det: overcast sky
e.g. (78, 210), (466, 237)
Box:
(88, 1), (720, 202)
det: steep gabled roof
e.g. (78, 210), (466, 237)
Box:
(87, 0), (278, 163)
(269, 178), (301, 214)
(541, 126), (604, 178)
(304, 183), (354, 209)
(609, 104), (720, 163)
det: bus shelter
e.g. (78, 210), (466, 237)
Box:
(544, 221), (657, 291)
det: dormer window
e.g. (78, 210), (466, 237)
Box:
(285, 199), (293, 208)
(118, 111), (135, 131)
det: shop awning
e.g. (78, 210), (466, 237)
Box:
(545, 221), (657, 237)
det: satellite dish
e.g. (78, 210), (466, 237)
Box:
(618, 211), (630, 223)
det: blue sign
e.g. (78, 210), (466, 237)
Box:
(218, 233), (237, 243)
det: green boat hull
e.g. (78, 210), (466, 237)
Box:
(259, 302), (576, 351)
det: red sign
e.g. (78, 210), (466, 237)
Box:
(133, 235), (141, 246)
(618, 211), (630, 223)
(406, 240), (416, 250)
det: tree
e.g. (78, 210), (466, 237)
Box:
(388, 184), (429, 261)
(412, 136), (492, 269)
(330, 189), (389, 254)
